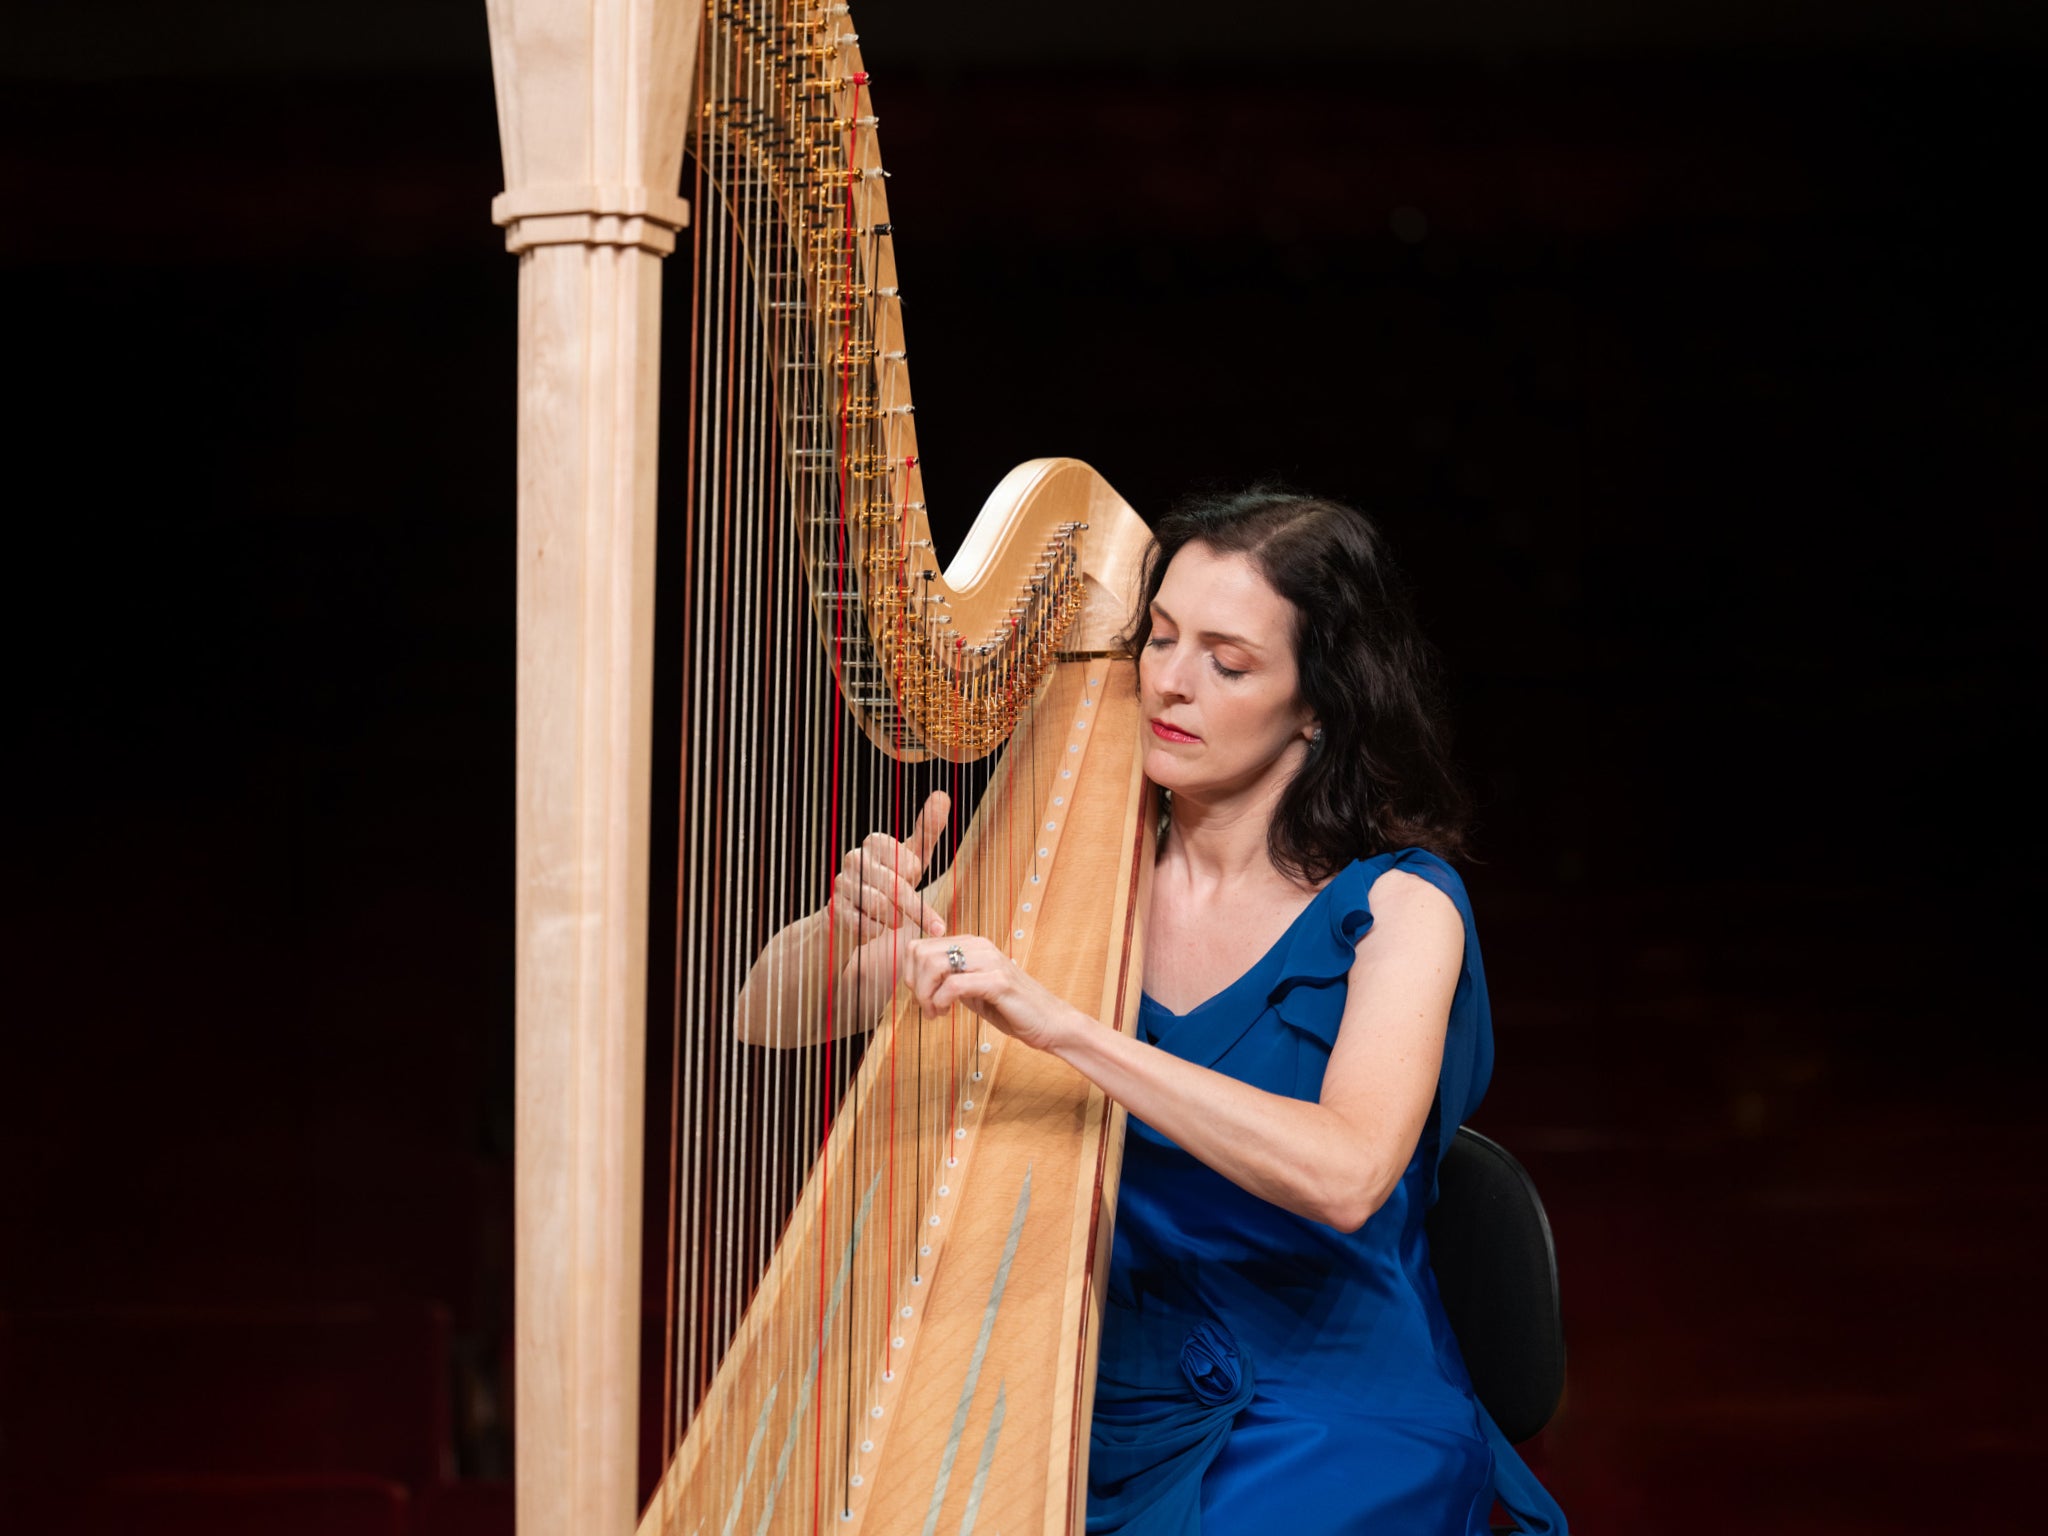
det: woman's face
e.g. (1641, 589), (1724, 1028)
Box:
(1137, 542), (1319, 804)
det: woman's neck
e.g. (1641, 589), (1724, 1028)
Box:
(1160, 772), (1302, 899)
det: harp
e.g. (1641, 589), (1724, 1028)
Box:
(484, 3), (1155, 1534)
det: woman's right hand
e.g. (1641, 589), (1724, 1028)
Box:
(738, 791), (955, 1048)
(830, 791), (951, 951)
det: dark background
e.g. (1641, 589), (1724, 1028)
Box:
(3, 1), (2043, 1531)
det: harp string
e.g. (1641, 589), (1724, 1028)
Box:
(734, 12), (769, 1515)
(672, 4), (709, 1454)
(658, 6), (1066, 1530)
(661, 0), (706, 1467)
(753, 4), (790, 1508)
(813, 58), (858, 1517)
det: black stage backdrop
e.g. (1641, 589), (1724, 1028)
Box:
(3, 2), (2042, 1531)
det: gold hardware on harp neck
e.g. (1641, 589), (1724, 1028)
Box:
(677, 6), (1101, 760)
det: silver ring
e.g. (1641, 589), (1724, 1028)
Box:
(945, 943), (968, 973)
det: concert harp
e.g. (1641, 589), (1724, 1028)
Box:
(485, 3), (1155, 1533)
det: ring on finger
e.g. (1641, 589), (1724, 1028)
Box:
(945, 943), (968, 974)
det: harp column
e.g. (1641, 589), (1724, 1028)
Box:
(484, 2), (699, 1533)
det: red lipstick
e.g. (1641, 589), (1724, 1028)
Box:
(1149, 719), (1201, 744)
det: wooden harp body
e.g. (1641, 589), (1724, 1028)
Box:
(485, 3), (1155, 1533)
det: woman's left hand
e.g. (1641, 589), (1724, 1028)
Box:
(903, 934), (1085, 1055)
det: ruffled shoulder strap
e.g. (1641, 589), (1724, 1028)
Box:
(1263, 851), (1398, 1038)
(1265, 848), (1495, 1204)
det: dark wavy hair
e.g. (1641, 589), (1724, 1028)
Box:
(1122, 488), (1471, 879)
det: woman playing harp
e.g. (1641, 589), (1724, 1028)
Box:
(749, 490), (1570, 1536)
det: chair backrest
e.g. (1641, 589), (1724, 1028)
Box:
(1426, 1126), (1565, 1444)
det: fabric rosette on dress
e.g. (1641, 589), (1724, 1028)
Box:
(1088, 1311), (1256, 1536)
(1177, 1322), (1244, 1407)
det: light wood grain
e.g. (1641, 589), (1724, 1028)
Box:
(489, 0), (700, 1531)
(964, 459), (1155, 655)
(485, 0), (700, 253)
(511, 239), (666, 1536)
(639, 663), (1151, 1536)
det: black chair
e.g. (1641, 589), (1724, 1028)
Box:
(1426, 1126), (1566, 1445)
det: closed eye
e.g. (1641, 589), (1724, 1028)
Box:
(1210, 656), (1246, 680)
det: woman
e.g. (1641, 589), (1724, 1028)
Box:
(751, 490), (1567, 1535)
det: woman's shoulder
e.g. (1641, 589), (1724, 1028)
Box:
(1265, 850), (1461, 988)
(1322, 847), (1471, 930)
(1350, 863), (1468, 1003)
(1262, 850), (1470, 1046)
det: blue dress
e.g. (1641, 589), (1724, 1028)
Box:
(1087, 850), (1568, 1536)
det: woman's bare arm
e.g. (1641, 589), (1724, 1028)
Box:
(896, 867), (1460, 1231)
